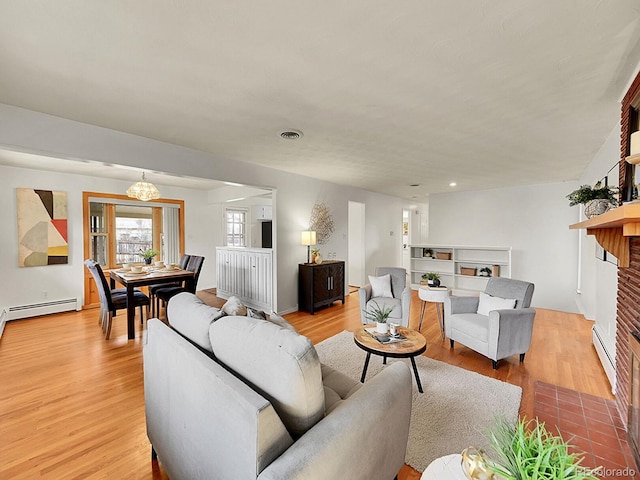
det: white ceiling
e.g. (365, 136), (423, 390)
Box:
(0, 1), (639, 201)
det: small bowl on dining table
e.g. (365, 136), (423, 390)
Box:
(131, 266), (143, 274)
(155, 261), (166, 269)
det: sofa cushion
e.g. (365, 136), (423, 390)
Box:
(209, 316), (324, 437)
(168, 292), (225, 352)
(321, 364), (362, 415)
(477, 292), (516, 316)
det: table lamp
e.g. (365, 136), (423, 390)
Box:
(301, 230), (317, 263)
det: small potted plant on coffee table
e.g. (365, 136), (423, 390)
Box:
(363, 300), (396, 333)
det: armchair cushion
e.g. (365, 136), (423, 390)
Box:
(476, 292), (516, 316)
(365, 297), (403, 320)
(369, 274), (393, 298)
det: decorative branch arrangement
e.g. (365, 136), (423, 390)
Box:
(309, 202), (335, 244)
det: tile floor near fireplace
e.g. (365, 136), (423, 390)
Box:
(534, 381), (639, 480)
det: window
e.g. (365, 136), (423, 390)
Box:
(114, 205), (154, 265)
(226, 208), (247, 246)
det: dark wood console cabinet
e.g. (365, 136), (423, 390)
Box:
(298, 260), (345, 314)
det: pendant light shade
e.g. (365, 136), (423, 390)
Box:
(126, 172), (161, 201)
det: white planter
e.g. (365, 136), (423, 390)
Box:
(376, 322), (388, 334)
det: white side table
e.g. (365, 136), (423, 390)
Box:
(421, 453), (467, 479)
(418, 286), (451, 338)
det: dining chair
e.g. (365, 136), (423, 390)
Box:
(149, 254), (190, 317)
(155, 255), (205, 320)
(84, 259), (151, 339)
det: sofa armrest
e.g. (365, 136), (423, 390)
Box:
(488, 308), (536, 360)
(358, 284), (372, 324)
(259, 362), (412, 480)
(445, 295), (479, 316)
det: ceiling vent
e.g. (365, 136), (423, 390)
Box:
(280, 129), (303, 140)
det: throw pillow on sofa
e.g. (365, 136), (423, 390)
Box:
(209, 316), (324, 437)
(221, 295), (247, 316)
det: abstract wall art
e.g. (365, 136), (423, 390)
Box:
(17, 188), (68, 267)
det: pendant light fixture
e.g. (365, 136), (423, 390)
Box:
(126, 172), (161, 201)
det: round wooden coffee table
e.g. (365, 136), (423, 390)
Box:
(353, 325), (427, 393)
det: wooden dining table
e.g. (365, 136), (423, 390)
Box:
(109, 267), (194, 339)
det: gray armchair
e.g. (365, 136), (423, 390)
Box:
(359, 267), (411, 327)
(444, 277), (535, 369)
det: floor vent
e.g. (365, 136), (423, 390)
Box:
(592, 325), (616, 393)
(7, 298), (80, 321)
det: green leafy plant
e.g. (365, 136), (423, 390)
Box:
(362, 300), (395, 324)
(311, 248), (320, 254)
(486, 417), (598, 480)
(421, 272), (440, 281)
(139, 248), (160, 260)
(566, 183), (617, 206)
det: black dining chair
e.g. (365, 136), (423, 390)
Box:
(84, 259), (150, 339)
(149, 254), (190, 317)
(155, 255), (205, 319)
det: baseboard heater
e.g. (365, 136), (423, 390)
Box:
(7, 298), (80, 321)
(592, 325), (616, 394)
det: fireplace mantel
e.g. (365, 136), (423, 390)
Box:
(569, 203), (640, 267)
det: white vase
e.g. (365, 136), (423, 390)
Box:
(376, 322), (388, 334)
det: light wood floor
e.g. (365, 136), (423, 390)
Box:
(0, 290), (612, 479)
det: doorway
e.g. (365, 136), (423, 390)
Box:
(348, 201), (365, 289)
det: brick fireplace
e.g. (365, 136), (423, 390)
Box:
(616, 70), (640, 424)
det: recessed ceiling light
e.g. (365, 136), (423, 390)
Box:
(449, 182), (457, 187)
(410, 184), (420, 187)
(280, 129), (303, 140)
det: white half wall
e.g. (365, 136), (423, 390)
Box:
(427, 182), (580, 312)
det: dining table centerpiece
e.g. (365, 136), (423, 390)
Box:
(139, 248), (160, 265)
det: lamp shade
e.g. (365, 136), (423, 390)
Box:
(127, 172), (161, 201)
(301, 230), (317, 246)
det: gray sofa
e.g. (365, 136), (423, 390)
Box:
(144, 292), (413, 480)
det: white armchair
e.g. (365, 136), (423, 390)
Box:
(359, 267), (411, 327)
(444, 277), (535, 369)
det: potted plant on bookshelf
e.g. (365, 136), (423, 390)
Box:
(422, 272), (441, 287)
(479, 267), (492, 277)
(139, 248), (160, 265)
(566, 182), (618, 218)
(362, 300), (396, 334)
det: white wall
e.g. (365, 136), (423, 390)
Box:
(427, 181), (580, 312)
(0, 104), (408, 314)
(0, 165), (215, 309)
(575, 123), (620, 363)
